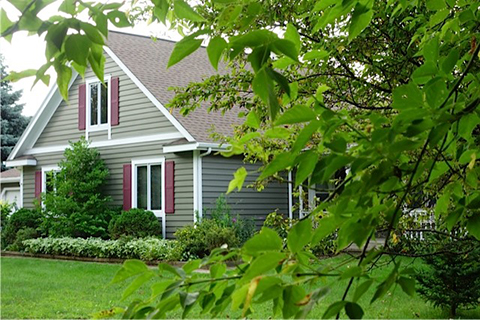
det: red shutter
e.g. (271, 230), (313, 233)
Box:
(123, 164), (132, 211)
(35, 171), (42, 200)
(165, 161), (175, 214)
(78, 84), (86, 130)
(111, 77), (119, 126)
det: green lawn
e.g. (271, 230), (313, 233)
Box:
(1, 256), (479, 319)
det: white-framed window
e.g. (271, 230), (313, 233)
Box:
(86, 75), (111, 131)
(132, 158), (165, 216)
(42, 165), (60, 194)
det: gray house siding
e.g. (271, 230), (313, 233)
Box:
(202, 155), (289, 227)
(33, 54), (178, 148)
(23, 143), (194, 238)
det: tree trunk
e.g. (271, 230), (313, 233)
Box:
(450, 303), (457, 318)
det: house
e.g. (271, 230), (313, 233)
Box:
(1, 168), (21, 210)
(5, 31), (292, 238)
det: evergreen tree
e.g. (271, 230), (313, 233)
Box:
(0, 55), (30, 171)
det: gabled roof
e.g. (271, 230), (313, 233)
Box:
(107, 31), (242, 143)
(7, 31), (240, 162)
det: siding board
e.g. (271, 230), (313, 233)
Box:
(201, 155), (289, 227)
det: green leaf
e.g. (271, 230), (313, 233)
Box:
(312, 216), (341, 245)
(182, 259), (201, 274)
(0, 8), (13, 35)
(107, 11), (131, 27)
(271, 39), (299, 62)
(218, 5), (242, 26)
(167, 35), (203, 68)
(291, 120), (321, 154)
(423, 36), (439, 62)
(295, 151), (319, 187)
(353, 279), (374, 302)
(285, 23), (301, 54)
(426, 0), (446, 11)
(207, 36), (227, 70)
(5, 69), (37, 82)
(59, 0), (76, 15)
(231, 30), (277, 48)
(231, 283), (249, 310)
(349, 0), (373, 41)
(466, 214), (480, 240)
(265, 67), (290, 96)
(111, 259), (149, 284)
(159, 263), (186, 278)
(153, 0), (169, 24)
(411, 62), (437, 84)
(243, 227), (283, 256)
(323, 301), (347, 319)
(397, 277), (415, 297)
(392, 82), (423, 110)
(151, 280), (176, 298)
(80, 22), (105, 45)
(173, 0), (205, 21)
(245, 111), (261, 129)
(258, 152), (294, 180)
(252, 67), (280, 120)
(324, 136), (347, 153)
(340, 266), (363, 279)
(287, 218), (313, 253)
(275, 105), (317, 125)
(240, 252), (286, 284)
(54, 63), (72, 101)
(65, 34), (91, 65)
(210, 263), (227, 278)
(121, 271), (154, 300)
(345, 302), (364, 319)
(304, 49), (329, 61)
(227, 167), (248, 193)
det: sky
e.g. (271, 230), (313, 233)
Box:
(1, 1), (179, 116)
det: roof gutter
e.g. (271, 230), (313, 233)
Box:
(163, 142), (229, 154)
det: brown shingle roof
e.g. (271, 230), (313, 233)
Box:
(107, 31), (242, 143)
(1, 168), (20, 179)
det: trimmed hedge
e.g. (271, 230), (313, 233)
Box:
(108, 208), (162, 239)
(22, 237), (178, 261)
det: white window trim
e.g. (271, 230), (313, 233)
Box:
(86, 75), (112, 139)
(41, 165), (60, 193)
(131, 158), (166, 237)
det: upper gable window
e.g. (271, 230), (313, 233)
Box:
(87, 76), (111, 130)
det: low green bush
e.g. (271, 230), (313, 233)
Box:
(2, 208), (43, 248)
(1, 201), (14, 230)
(174, 219), (239, 260)
(108, 208), (162, 239)
(22, 237), (177, 261)
(7, 228), (39, 252)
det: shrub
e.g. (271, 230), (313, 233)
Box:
(108, 208), (162, 239)
(6, 227), (39, 251)
(416, 237), (480, 317)
(22, 236), (177, 261)
(174, 219), (239, 260)
(1, 201), (14, 229)
(2, 208), (43, 248)
(42, 137), (112, 238)
(208, 194), (256, 244)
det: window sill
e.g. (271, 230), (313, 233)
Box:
(88, 125), (110, 132)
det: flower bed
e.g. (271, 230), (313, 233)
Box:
(22, 237), (178, 261)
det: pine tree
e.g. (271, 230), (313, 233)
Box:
(1, 55), (30, 171)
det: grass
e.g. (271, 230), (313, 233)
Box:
(1, 256), (480, 319)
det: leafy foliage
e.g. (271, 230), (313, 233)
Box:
(5, 0), (480, 318)
(416, 236), (480, 317)
(1, 208), (43, 249)
(108, 208), (162, 239)
(42, 137), (113, 238)
(208, 194), (256, 244)
(174, 219), (239, 260)
(0, 55), (30, 170)
(22, 236), (178, 261)
(0, 201), (14, 229)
